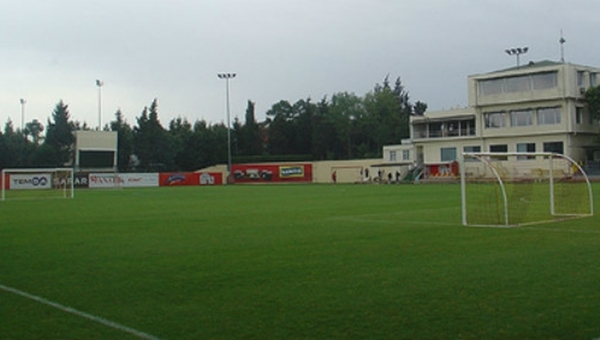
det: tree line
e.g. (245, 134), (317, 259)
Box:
(0, 76), (428, 172)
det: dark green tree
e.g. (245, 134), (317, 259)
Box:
(585, 85), (600, 121)
(413, 101), (428, 116)
(45, 100), (75, 166)
(328, 92), (365, 159)
(311, 97), (336, 160)
(266, 100), (295, 155)
(1, 120), (30, 168)
(110, 109), (134, 172)
(240, 100), (263, 156)
(23, 119), (44, 145)
(168, 116), (194, 171)
(188, 120), (228, 169)
(292, 99), (316, 156)
(133, 99), (171, 171)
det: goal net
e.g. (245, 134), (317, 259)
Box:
(460, 152), (593, 227)
(1, 168), (74, 201)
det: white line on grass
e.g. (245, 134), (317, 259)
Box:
(332, 216), (458, 227)
(520, 226), (600, 235)
(0, 283), (161, 340)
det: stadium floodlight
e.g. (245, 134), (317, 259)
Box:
(217, 73), (236, 177)
(460, 152), (593, 227)
(505, 47), (529, 67)
(19, 98), (26, 131)
(96, 79), (104, 130)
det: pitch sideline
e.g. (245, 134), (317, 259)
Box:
(0, 283), (161, 340)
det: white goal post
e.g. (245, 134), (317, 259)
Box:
(1, 168), (75, 201)
(460, 152), (593, 227)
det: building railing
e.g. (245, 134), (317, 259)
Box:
(414, 129), (476, 139)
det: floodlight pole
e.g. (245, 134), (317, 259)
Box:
(19, 98), (26, 131)
(96, 79), (104, 130)
(505, 47), (529, 67)
(559, 30), (566, 63)
(217, 73), (236, 176)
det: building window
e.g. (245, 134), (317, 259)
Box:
(532, 72), (558, 90)
(543, 141), (564, 154)
(389, 150), (397, 162)
(510, 109), (534, 127)
(505, 75), (530, 93)
(479, 71), (558, 96)
(463, 146), (481, 161)
(440, 147), (457, 162)
(463, 146), (481, 153)
(576, 107), (584, 124)
(484, 112), (507, 128)
(517, 143), (536, 160)
(402, 150), (410, 161)
(490, 144), (508, 160)
(479, 78), (503, 96)
(592, 73), (598, 87)
(577, 71), (585, 86)
(490, 144), (508, 153)
(537, 107), (561, 125)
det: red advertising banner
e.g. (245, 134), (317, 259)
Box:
(232, 164), (312, 183)
(428, 162), (459, 177)
(159, 172), (223, 186)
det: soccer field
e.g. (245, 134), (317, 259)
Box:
(1, 183), (599, 339)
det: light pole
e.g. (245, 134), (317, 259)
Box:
(559, 31), (566, 63)
(505, 47), (529, 67)
(96, 79), (104, 130)
(19, 98), (26, 131)
(217, 73), (236, 177)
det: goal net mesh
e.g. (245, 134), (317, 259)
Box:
(461, 152), (593, 227)
(2, 168), (74, 201)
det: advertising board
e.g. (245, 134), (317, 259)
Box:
(9, 173), (52, 190)
(232, 164), (312, 183)
(159, 172), (223, 186)
(89, 173), (159, 189)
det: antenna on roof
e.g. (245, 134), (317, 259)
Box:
(559, 30), (566, 63)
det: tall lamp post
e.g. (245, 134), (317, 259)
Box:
(19, 98), (26, 131)
(95, 79), (104, 130)
(217, 73), (236, 177)
(505, 47), (529, 67)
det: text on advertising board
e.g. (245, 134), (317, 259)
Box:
(10, 174), (52, 190)
(279, 166), (304, 178)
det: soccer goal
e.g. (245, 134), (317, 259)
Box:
(460, 152), (593, 227)
(1, 168), (74, 201)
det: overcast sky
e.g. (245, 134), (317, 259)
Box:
(1, 0), (599, 131)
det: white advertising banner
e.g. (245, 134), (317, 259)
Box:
(10, 173), (52, 190)
(89, 173), (159, 189)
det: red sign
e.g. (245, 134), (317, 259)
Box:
(159, 172), (223, 186)
(231, 164), (312, 183)
(428, 162), (459, 177)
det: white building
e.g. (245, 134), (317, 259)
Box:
(384, 60), (600, 179)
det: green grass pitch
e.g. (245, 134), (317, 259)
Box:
(1, 183), (600, 339)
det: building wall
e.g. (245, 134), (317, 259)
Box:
(313, 159), (380, 183)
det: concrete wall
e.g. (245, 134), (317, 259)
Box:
(313, 159), (380, 183)
(197, 160), (383, 184)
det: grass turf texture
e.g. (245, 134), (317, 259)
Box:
(1, 184), (599, 339)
